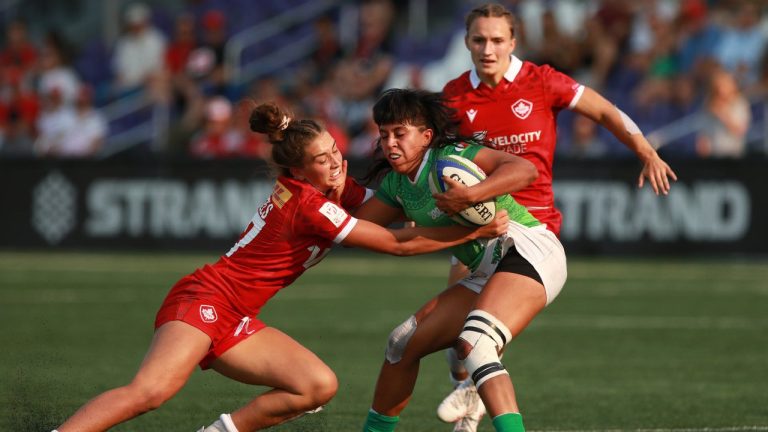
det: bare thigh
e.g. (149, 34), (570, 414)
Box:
(474, 272), (547, 339)
(134, 321), (213, 390)
(401, 283), (478, 361)
(210, 327), (333, 392)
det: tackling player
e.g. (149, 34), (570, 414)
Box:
(359, 88), (568, 432)
(435, 4), (679, 431)
(51, 102), (509, 432)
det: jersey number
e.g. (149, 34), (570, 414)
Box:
(303, 245), (330, 269)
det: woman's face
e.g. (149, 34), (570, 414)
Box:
(465, 16), (516, 86)
(378, 122), (433, 178)
(292, 131), (344, 193)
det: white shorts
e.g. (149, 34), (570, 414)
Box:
(456, 222), (567, 306)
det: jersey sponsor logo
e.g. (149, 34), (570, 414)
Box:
(271, 181), (293, 208)
(429, 207), (445, 220)
(466, 108), (478, 123)
(511, 99), (533, 120)
(258, 201), (274, 219)
(489, 130), (542, 153)
(319, 202), (348, 227)
(234, 316), (257, 336)
(472, 130), (488, 141)
(200, 305), (218, 323)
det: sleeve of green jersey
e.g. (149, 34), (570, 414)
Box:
(373, 174), (401, 208)
(456, 143), (483, 161)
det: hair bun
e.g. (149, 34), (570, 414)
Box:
(249, 101), (292, 142)
(278, 115), (292, 131)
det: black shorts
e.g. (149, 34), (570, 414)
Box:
(493, 246), (543, 284)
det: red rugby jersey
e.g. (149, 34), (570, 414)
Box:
(187, 175), (368, 313)
(443, 56), (583, 236)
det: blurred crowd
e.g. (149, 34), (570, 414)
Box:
(1, 0), (766, 160)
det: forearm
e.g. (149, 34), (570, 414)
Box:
(342, 220), (479, 257)
(466, 162), (536, 203)
(387, 225), (479, 256)
(578, 87), (657, 163)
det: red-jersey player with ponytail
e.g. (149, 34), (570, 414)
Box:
(53, 102), (509, 432)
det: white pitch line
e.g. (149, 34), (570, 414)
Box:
(529, 426), (768, 432)
(532, 315), (768, 330)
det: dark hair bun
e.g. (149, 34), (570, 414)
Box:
(249, 102), (292, 142)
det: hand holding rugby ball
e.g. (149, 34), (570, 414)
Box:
(428, 155), (497, 226)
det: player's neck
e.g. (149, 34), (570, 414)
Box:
(479, 73), (504, 89)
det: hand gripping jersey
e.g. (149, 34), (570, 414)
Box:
(443, 55), (584, 236)
(171, 175), (367, 315)
(375, 143), (540, 272)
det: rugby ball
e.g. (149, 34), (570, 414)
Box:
(428, 155), (496, 226)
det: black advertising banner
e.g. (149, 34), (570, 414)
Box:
(1, 158), (766, 255)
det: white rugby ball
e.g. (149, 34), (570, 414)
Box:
(428, 154), (496, 226)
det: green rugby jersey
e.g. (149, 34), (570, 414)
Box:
(375, 143), (541, 271)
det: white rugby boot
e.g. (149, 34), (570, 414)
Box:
(451, 397), (486, 432)
(436, 378), (485, 423)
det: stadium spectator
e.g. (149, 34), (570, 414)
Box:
(711, 1), (767, 87)
(165, 13), (198, 77)
(230, 100), (271, 159)
(696, 67), (751, 158)
(111, 2), (167, 95)
(37, 31), (81, 106)
(56, 85), (108, 158)
(357, 88), (565, 432)
(0, 19), (38, 79)
(302, 81), (350, 155)
(333, 0), (396, 135)
(435, 4), (677, 430)
(674, 0), (721, 80)
(562, 114), (609, 159)
(189, 96), (238, 158)
(165, 12), (206, 150)
(52, 101), (507, 432)
(299, 14), (344, 86)
(187, 9), (230, 96)
(34, 87), (77, 157)
(0, 66), (39, 156)
(578, 0), (634, 89)
(347, 116), (379, 158)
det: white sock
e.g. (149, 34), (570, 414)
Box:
(219, 413), (239, 432)
(202, 414), (238, 432)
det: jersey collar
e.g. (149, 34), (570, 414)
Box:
(410, 148), (432, 185)
(469, 55), (523, 88)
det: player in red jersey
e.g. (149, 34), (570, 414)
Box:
(52, 103), (510, 432)
(435, 4), (678, 432)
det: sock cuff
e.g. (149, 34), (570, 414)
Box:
(492, 412), (524, 432)
(368, 408), (399, 422)
(220, 413), (239, 432)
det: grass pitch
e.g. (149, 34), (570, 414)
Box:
(1, 250), (767, 431)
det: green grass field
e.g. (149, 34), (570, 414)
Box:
(1, 250), (767, 432)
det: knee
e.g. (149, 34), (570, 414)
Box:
(385, 315), (418, 364)
(304, 367), (338, 408)
(457, 310), (512, 388)
(125, 381), (178, 413)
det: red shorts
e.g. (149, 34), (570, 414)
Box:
(154, 276), (266, 369)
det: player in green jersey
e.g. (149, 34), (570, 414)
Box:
(357, 89), (568, 432)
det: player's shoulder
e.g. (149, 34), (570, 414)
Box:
(271, 176), (322, 209)
(443, 71), (473, 97)
(516, 60), (554, 80)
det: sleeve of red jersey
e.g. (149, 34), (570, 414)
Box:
(542, 65), (584, 110)
(340, 177), (374, 210)
(295, 194), (358, 244)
